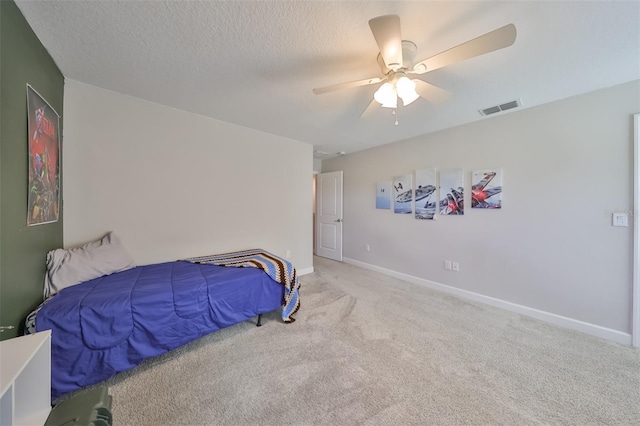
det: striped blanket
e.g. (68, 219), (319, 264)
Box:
(184, 249), (300, 323)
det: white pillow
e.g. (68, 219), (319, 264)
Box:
(43, 232), (136, 298)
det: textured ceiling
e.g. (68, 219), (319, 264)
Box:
(15, 1), (640, 157)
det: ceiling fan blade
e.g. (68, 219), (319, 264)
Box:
(412, 24), (516, 74)
(413, 79), (452, 104)
(360, 99), (379, 118)
(313, 77), (383, 95)
(369, 15), (403, 71)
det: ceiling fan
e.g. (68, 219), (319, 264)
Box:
(313, 15), (516, 119)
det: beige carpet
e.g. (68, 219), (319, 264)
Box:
(101, 256), (640, 425)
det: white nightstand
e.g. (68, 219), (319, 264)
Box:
(0, 331), (52, 426)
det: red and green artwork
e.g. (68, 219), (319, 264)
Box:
(27, 84), (60, 226)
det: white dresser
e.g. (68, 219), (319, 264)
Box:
(0, 331), (51, 426)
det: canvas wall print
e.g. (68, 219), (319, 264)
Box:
(27, 84), (61, 226)
(472, 169), (503, 208)
(414, 168), (437, 220)
(393, 174), (412, 214)
(439, 168), (464, 215)
(376, 181), (392, 209)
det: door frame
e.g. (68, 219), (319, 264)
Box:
(633, 113), (639, 347)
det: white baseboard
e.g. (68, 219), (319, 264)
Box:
(343, 257), (632, 346)
(298, 266), (314, 276)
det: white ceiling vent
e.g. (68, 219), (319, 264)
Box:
(479, 98), (522, 116)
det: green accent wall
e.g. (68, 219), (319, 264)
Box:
(1, 0), (64, 340)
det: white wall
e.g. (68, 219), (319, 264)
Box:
(63, 80), (313, 272)
(323, 80), (640, 341)
(313, 158), (322, 173)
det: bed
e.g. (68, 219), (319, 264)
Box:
(28, 237), (300, 400)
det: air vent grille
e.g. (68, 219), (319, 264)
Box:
(481, 106), (501, 116)
(479, 98), (522, 116)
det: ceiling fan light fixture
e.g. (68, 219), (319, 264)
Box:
(396, 76), (418, 105)
(396, 76), (418, 106)
(381, 97), (398, 109)
(395, 76), (413, 94)
(400, 91), (419, 106)
(374, 82), (397, 108)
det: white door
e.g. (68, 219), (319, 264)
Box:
(316, 171), (343, 261)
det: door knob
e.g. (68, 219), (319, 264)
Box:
(334, 219), (342, 223)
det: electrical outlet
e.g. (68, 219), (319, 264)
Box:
(285, 250), (291, 259)
(365, 244), (371, 252)
(444, 260), (452, 270)
(452, 262), (460, 272)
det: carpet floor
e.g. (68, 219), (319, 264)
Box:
(101, 256), (640, 425)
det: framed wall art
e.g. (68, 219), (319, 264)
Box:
(415, 168), (437, 220)
(376, 181), (391, 209)
(472, 169), (503, 208)
(439, 168), (464, 215)
(393, 174), (413, 214)
(27, 84), (61, 226)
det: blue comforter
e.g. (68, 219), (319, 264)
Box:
(36, 261), (285, 399)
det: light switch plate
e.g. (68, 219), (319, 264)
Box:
(612, 213), (628, 227)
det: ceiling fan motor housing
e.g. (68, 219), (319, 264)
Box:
(378, 40), (418, 74)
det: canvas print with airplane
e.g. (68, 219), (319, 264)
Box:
(379, 167), (502, 216)
(393, 174), (413, 214)
(376, 181), (391, 209)
(415, 168), (437, 220)
(439, 169), (464, 215)
(471, 169), (502, 208)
